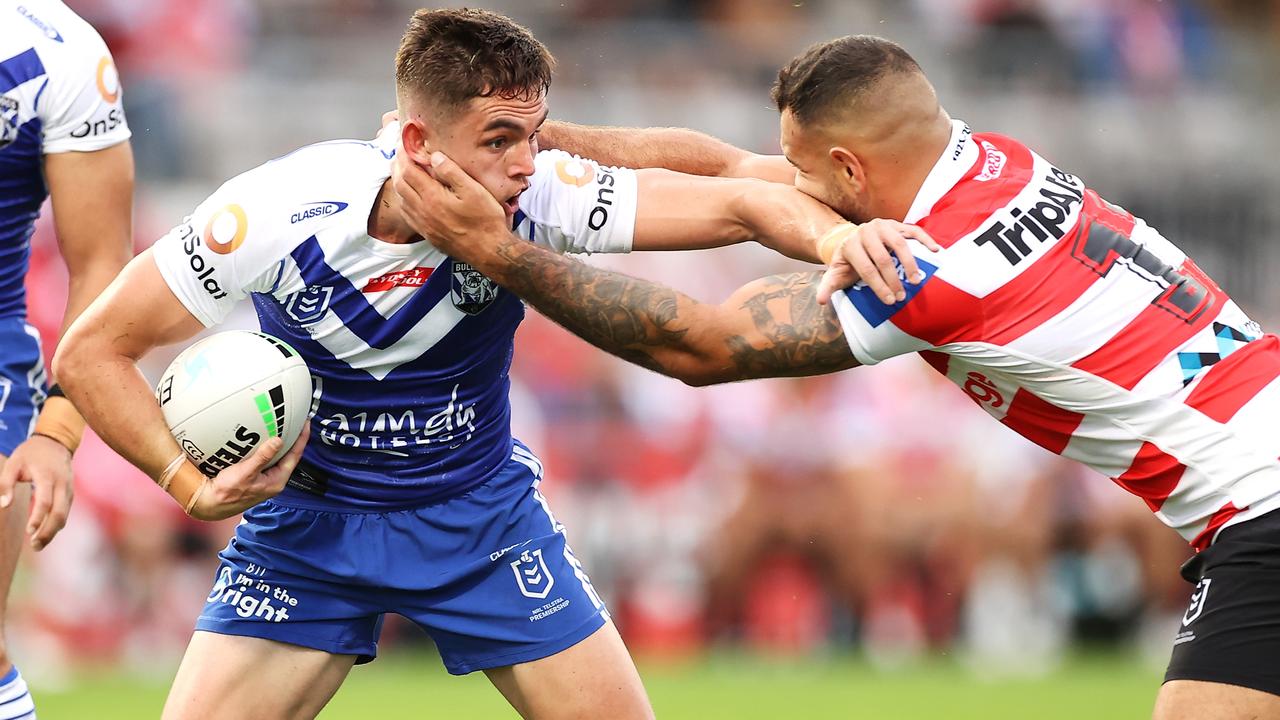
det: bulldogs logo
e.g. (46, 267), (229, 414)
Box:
(451, 261), (498, 315)
(0, 96), (20, 150)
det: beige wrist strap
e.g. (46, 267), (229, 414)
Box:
(816, 223), (859, 265)
(153, 454), (210, 516)
(33, 396), (87, 455)
(156, 452), (186, 492)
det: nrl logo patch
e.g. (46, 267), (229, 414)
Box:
(510, 549), (555, 599)
(451, 261), (498, 315)
(0, 96), (20, 150)
(285, 285), (333, 326)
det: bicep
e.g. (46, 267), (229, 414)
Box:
(66, 249), (206, 361)
(693, 272), (860, 382)
(44, 142), (135, 272)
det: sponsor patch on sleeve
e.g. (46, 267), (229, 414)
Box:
(844, 254), (937, 328)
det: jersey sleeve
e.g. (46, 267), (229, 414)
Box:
(518, 150), (638, 254)
(828, 243), (942, 365)
(151, 168), (297, 327)
(36, 9), (130, 153)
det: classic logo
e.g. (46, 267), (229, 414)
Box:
(1182, 578), (1211, 626)
(203, 204), (249, 255)
(285, 285), (333, 326)
(96, 56), (119, 103)
(0, 96), (19, 150)
(290, 201), (348, 225)
(554, 158), (594, 187)
(511, 549), (555, 599)
(451, 262), (498, 315)
(17, 5), (62, 42)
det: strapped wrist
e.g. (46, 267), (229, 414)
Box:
(817, 223), (859, 265)
(154, 457), (210, 516)
(33, 389), (86, 455)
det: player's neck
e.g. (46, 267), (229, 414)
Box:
(879, 113), (954, 221)
(367, 178), (421, 244)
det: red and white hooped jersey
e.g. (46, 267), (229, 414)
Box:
(830, 119), (1280, 549)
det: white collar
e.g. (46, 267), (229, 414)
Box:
(902, 119), (975, 224)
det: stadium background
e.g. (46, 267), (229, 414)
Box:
(18, 0), (1280, 717)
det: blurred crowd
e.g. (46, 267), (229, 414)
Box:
(14, 0), (1280, 682)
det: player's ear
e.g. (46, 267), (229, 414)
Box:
(829, 146), (866, 193)
(399, 119), (432, 164)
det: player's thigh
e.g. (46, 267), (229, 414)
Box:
(484, 619), (652, 720)
(163, 630), (356, 720)
(1153, 680), (1280, 720)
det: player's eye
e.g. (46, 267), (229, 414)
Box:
(487, 137), (507, 150)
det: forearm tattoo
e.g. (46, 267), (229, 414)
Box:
(725, 274), (857, 378)
(491, 241), (856, 382)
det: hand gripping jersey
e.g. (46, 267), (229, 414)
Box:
(831, 119), (1280, 549)
(152, 136), (637, 510)
(0, 0), (130, 320)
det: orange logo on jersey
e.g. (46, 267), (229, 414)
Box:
(95, 56), (120, 104)
(203, 204), (249, 255)
(554, 158), (594, 187)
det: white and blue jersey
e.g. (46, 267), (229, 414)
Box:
(151, 133), (638, 510)
(0, 0), (129, 455)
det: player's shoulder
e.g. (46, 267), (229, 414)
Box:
(210, 134), (392, 227)
(5, 1), (109, 70)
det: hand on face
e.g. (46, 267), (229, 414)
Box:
(392, 150), (513, 261)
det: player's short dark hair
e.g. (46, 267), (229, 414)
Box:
(772, 35), (922, 125)
(395, 8), (554, 117)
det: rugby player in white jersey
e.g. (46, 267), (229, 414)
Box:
(0, 1), (134, 715)
(395, 34), (1280, 720)
(53, 11), (929, 720)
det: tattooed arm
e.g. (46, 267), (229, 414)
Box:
(473, 235), (858, 385)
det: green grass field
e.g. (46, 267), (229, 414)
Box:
(34, 650), (1162, 719)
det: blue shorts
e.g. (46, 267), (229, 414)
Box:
(195, 442), (609, 675)
(0, 319), (46, 457)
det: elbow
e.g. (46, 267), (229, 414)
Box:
(51, 324), (94, 396)
(672, 362), (734, 388)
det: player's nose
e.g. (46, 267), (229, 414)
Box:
(509, 138), (536, 178)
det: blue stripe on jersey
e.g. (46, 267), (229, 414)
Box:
(251, 291), (520, 510)
(249, 238), (530, 510)
(31, 77), (47, 111)
(0, 49), (44, 94)
(512, 210), (536, 241)
(0, 117), (47, 319)
(289, 236), (454, 348)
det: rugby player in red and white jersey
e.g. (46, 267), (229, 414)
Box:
(394, 34), (1280, 720)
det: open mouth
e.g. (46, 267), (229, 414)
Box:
(503, 191), (523, 215)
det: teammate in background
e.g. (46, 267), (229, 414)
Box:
(395, 34), (1280, 720)
(54, 11), (926, 720)
(0, 1), (134, 716)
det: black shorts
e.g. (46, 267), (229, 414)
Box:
(1165, 508), (1280, 696)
